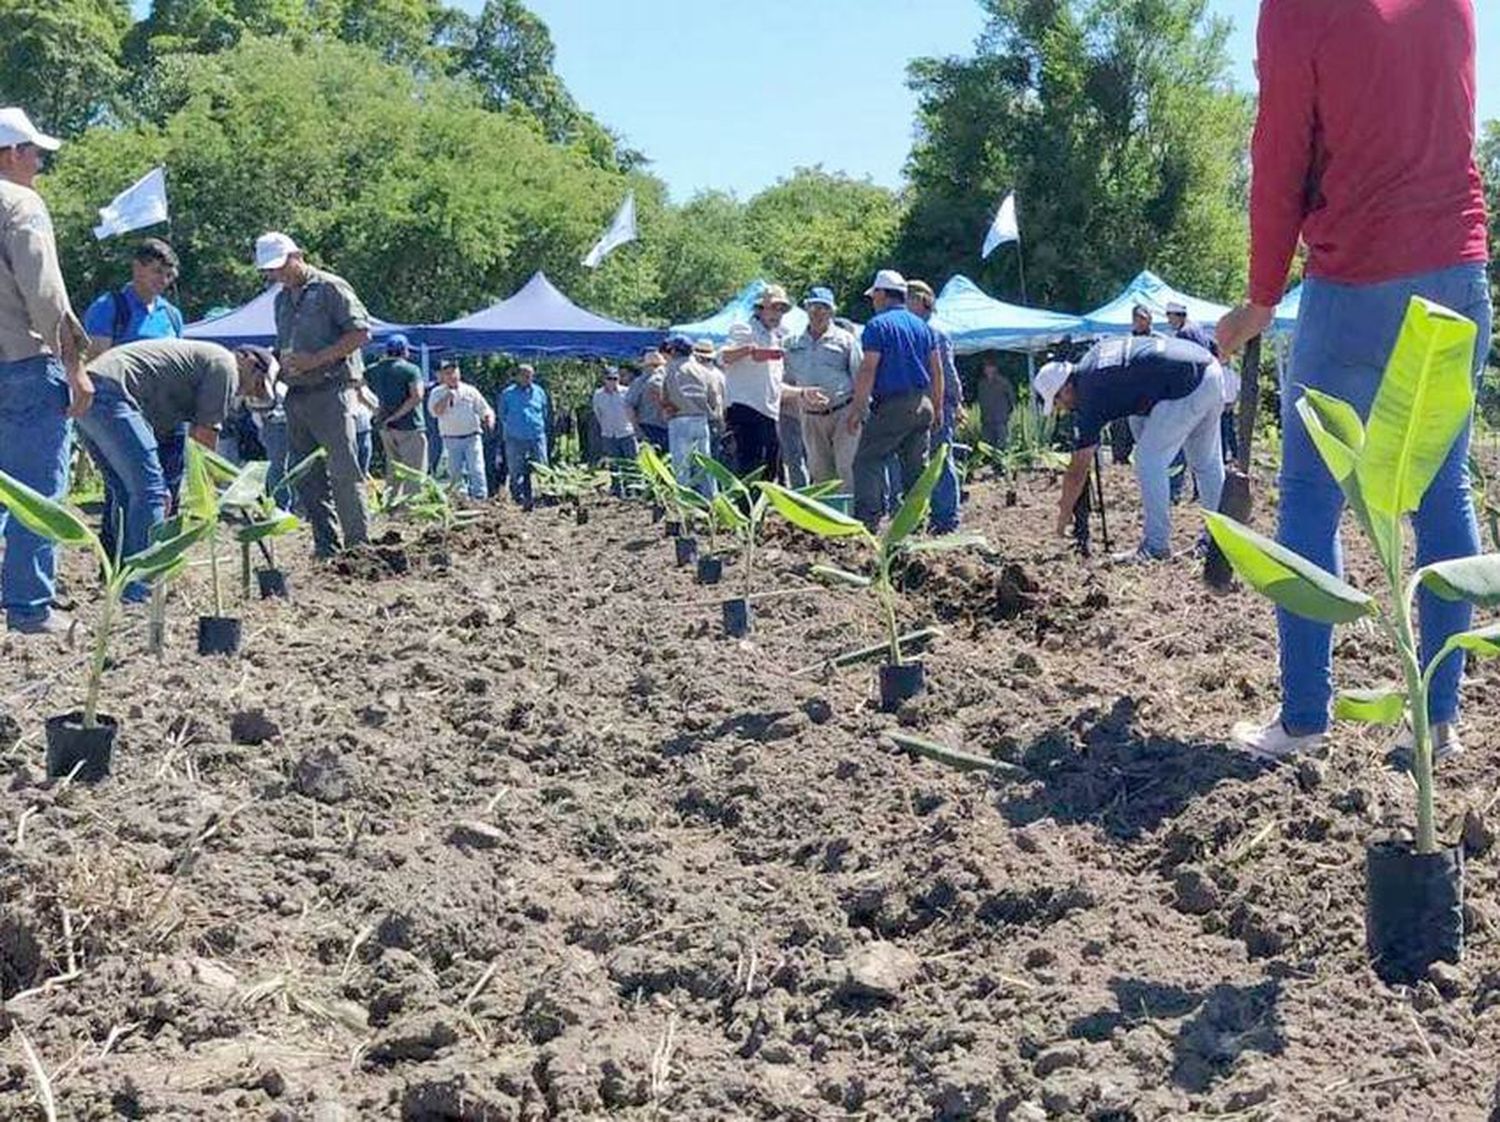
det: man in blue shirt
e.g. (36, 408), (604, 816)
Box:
(846, 269), (944, 530)
(1034, 335), (1224, 563)
(499, 363), (550, 507)
(82, 237), (187, 558)
(907, 279), (962, 533)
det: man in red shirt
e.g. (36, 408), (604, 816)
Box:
(1219, 0), (1491, 760)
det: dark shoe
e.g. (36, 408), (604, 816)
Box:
(9, 611), (74, 636)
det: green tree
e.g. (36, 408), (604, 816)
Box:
(0, 0), (131, 137)
(647, 191), (763, 325)
(900, 0), (1251, 312)
(744, 168), (904, 313)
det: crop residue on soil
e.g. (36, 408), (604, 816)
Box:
(1, 463), (1498, 1120)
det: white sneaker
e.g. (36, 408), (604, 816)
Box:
(1391, 721), (1464, 769)
(1230, 715), (1326, 761)
(1110, 546), (1165, 565)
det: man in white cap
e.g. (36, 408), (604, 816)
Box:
(0, 108), (92, 633)
(1163, 301), (1218, 354)
(847, 269), (943, 530)
(784, 286), (861, 493)
(255, 231), (371, 557)
(1034, 335), (1224, 563)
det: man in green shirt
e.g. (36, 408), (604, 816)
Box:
(364, 333), (427, 501)
(256, 231), (370, 557)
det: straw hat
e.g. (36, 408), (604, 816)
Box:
(754, 284), (793, 311)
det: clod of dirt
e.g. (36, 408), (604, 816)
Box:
(400, 1070), (516, 1121)
(1034, 1042), (1086, 1078)
(1427, 961), (1464, 1000)
(1295, 758), (1326, 792)
(841, 941), (919, 1002)
(366, 1010), (461, 1065)
(802, 697), (833, 725)
(448, 820), (506, 850)
(293, 747), (354, 803)
(1173, 866), (1221, 916)
(0, 909), (43, 998)
(1463, 808), (1495, 856)
(0, 706), (21, 751)
(230, 708), (281, 746)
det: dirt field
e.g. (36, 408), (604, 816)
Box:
(2, 459), (1499, 1121)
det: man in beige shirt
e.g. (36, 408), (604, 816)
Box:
(0, 107), (92, 634)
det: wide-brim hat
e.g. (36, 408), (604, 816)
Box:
(754, 284), (793, 311)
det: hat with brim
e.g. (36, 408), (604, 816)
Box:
(1032, 361), (1073, 415)
(1164, 301), (1188, 316)
(692, 339), (717, 358)
(0, 108), (61, 152)
(803, 286), (836, 311)
(864, 268), (908, 297)
(254, 231), (300, 271)
(754, 284), (793, 311)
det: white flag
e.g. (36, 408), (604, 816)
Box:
(93, 167), (170, 241)
(582, 192), (637, 268)
(981, 192), (1020, 259)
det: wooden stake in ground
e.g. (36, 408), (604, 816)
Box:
(1205, 334), (1262, 589)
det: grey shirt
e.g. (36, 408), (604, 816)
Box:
(784, 323), (861, 407)
(625, 366), (667, 428)
(662, 356), (722, 418)
(87, 339), (237, 436)
(977, 372), (1016, 436)
(0, 179), (79, 363)
(273, 266), (370, 388)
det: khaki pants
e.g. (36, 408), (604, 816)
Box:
(801, 406), (861, 494)
(380, 426), (428, 499)
(285, 383), (370, 557)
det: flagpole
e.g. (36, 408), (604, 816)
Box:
(1014, 237), (1035, 383)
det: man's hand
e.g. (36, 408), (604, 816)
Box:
(844, 402), (865, 435)
(802, 387), (829, 411)
(66, 368), (94, 419)
(929, 404), (944, 433)
(1216, 303), (1275, 356)
(284, 352), (320, 376)
(1054, 510), (1073, 539)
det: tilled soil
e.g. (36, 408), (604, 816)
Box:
(1, 463), (1499, 1121)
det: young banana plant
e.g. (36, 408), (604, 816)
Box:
(760, 444), (987, 665)
(1205, 297), (1500, 855)
(0, 471), (210, 726)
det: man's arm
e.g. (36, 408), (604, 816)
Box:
(7, 202), (92, 414)
(384, 375), (422, 424)
(287, 327), (370, 376)
(189, 424), (219, 448)
(429, 386), (452, 416)
(1055, 447), (1094, 536)
(927, 348), (945, 430)
(845, 349), (880, 434)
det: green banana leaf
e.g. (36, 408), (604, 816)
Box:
(758, 483), (867, 540)
(281, 447), (329, 493)
(1204, 512), (1377, 624)
(1333, 688), (1406, 725)
(906, 530), (989, 554)
(181, 441), (219, 523)
(236, 512), (301, 543)
(121, 517), (213, 581)
(810, 563), (871, 587)
(1357, 297), (1478, 518)
(219, 461), (271, 511)
(885, 443), (949, 550)
(1296, 390), (1399, 570)
(0, 469), (95, 548)
(1418, 554), (1500, 608)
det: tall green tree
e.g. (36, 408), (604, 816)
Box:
(744, 168), (904, 313)
(900, 0), (1251, 313)
(0, 0), (132, 137)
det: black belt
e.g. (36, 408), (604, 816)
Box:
(804, 399), (853, 416)
(444, 431), (481, 439)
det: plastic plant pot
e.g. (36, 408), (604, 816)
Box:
(651, 503), (664, 523)
(197, 616), (243, 656)
(575, 506), (589, 526)
(697, 555), (723, 585)
(664, 520), (682, 539)
(45, 712), (118, 783)
(878, 661), (925, 712)
(675, 536), (698, 567)
(1005, 490), (1018, 508)
(722, 597), (752, 637)
(1366, 840), (1463, 985)
(257, 569), (290, 600)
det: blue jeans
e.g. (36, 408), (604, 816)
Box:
(504, 434), (547, 506)
(442, 434), (487, 500)
(354, 428), (373, 479)
(1279, 264), (1492, 734)
(669, 415), (715, 498)
(1134, 362), (1225, 557)
(76, 380), (167, 601)
(929, 425), (961, 532)
(0, 355), (71, 626)
(262, 416), (290, 508)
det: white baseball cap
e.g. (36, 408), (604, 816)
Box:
(1164, 301), (1188, 316)
(0, 108), (61, 152)
(864, 268), (907, 297)
(254, 231), (301, 271)
(1033, 361), (1073, 414)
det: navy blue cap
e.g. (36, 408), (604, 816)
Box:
(662, 333), (695, 355)
(803, 286), (836, 310)
(385, 333), (410, 354)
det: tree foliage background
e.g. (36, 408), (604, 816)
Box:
(3, 0), (1486, 408)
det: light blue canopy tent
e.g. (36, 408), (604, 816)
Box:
(671, 279), (809, 343)
(416, 271), (664, 358)
(183, 283), (408, 348)
(931, 275), (1086, 355)
(1079, 270), (1230, 336)
(1273, 283), (1302, 335)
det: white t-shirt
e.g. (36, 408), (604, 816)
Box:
(722, 317), (785, 420)
(428, 382), (492, 437)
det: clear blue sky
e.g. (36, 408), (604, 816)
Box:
(520, 0), (1500, 201)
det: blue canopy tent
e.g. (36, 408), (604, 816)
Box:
(931, 275), (1086, 355)
(1273, 283), (1302, 335)
(183, 284), (407, 348)
(670, 279), (810, 343)
(1079, 270), (1230, 336)
(416, 271), (664, 358)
